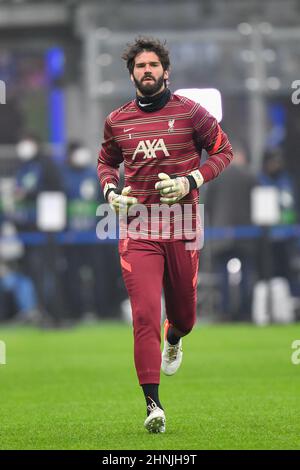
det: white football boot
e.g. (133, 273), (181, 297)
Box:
(144, 398), (166, 433)
(161, 319), (183, 376)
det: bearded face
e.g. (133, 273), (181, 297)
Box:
(131, 51), (169, 97)
(133, 73), (165, 96)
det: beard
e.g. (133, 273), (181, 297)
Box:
(133, 73), (165, 97)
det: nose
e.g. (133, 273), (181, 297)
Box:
(144, 64), (152, 73)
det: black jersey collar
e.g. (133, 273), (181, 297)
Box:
(136, 87), (171, 113)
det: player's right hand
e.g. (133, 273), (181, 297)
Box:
(108, 186), (138, 214)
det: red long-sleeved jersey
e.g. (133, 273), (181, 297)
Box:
(98, 93), (233, 240)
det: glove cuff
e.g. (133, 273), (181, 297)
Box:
(186, 175), (197, 191)
(104, 182), (117, 202)
(188, 170), (204, 189)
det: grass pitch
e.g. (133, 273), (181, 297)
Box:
(0, 322), (299, 450)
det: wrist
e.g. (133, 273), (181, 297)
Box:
(104, 182), (117, 202)
(187, 170), (204, 189)
(186, 175), (197, 191)
(107, 189), (116, 204)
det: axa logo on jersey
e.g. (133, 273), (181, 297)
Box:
(132, 139), (170, 161)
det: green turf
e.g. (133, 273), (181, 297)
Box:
(0, 322), (299, 450)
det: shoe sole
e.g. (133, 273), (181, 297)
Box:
(161, 366), (177, 376)
(145, 416), (165, 433)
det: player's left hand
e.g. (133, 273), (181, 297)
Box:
(155, 173), (190, 204)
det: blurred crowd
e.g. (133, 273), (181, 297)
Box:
(0, 134), (300, 326)
(203, 143), (300, 324)
(0, 133), (124, 326)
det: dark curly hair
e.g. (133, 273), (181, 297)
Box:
(122, 36), (170, 74)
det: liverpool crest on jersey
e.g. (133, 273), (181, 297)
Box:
(168, 119), (175, 132)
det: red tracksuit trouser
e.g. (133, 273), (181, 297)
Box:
(119, 238), (199, 384)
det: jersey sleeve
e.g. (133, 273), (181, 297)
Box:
(97, 116), (124, 198)
(192, 104), (233, 183)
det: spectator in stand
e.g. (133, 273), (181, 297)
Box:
(14, 132), (62, 230)
(0, 221), (39, 324)
(13, 132), (66, 322)
(257, 147), (298, 286)
(60, 142), (121, 320)
(205, 144), (257, 320)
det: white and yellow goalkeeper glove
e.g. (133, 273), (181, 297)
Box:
(155, 170), (204, 204)
(105, 185), (138, 213)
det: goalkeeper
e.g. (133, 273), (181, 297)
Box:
(98, 36), (233, 434)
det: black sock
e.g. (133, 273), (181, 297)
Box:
(141, 384), (163, 415)
(167, 326), (181, 345)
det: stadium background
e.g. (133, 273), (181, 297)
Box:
(0, 0), (300, 450)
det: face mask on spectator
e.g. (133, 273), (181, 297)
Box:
(16, 140), (38, 161)
(71, 148), (92, 167)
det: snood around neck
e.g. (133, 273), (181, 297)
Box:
(136, 88), (171, 112)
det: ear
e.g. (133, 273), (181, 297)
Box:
(130, 74), (134, 83)
(164, 70), (169, 81)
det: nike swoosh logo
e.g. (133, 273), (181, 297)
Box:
(124, 127), (135, 132)
(138, 102), (152, 107)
